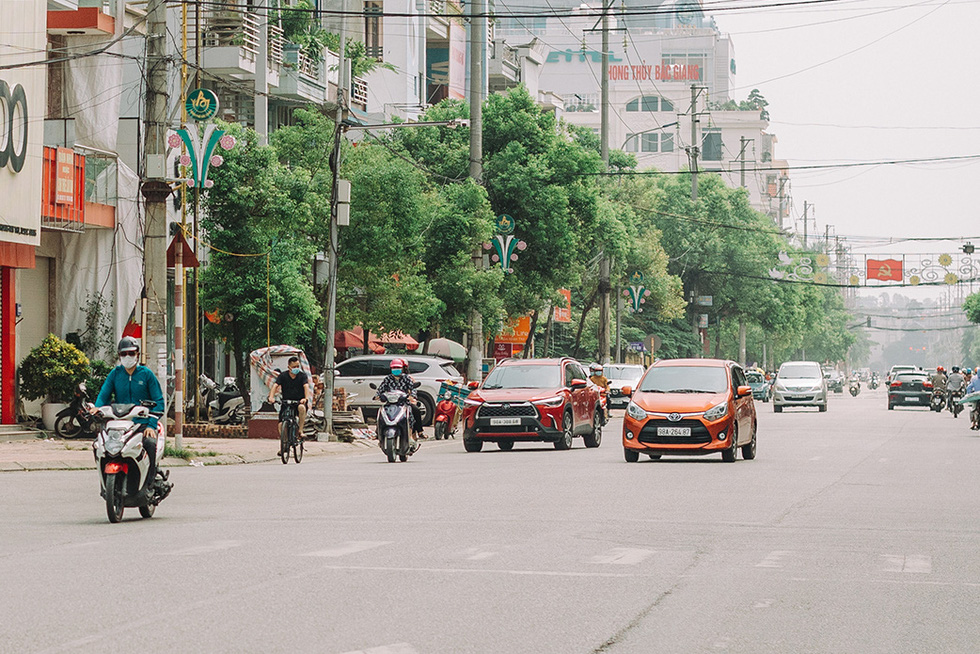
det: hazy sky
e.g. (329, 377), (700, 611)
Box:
(711, 0), (980, 302)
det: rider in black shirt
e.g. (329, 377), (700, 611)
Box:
(267, 356), (313, 452)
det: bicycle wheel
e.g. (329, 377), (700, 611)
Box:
(279, 422), (289, 464)
(292, 422), (303, 463)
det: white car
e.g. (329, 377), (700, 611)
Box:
(604, 364), (646, 408)
(772, 361), (828, 413)
(334, 354), (464, 425)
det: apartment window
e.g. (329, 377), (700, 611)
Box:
(625, 96), (674, 113)
(365, 1), (383, 59)
(641, 133), (659, 152)
(702, 129), (722, 161)
(661, 132), (674, 152)
(624, 134), (638, 152)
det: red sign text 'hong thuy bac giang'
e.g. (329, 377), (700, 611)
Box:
(607, 64), (701, 82)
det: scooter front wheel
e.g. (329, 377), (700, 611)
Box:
(434, 422), (445, 441)
(105, 473), (125, 523)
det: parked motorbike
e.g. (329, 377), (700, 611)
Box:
(848, 378), (861, 397)
(54, 383), (101, 439)
(199, 374), (246, 424)
(433, 392), (459, 441)
(930, 387), (946, 412)
(948, 388), (964, 417)
(370, 381), (420, 462)
(92, 401), (172, 523)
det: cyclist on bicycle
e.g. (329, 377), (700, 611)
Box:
(267, 356), (313, 454)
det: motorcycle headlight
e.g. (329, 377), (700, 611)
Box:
(384, 392), (401, 403)
(105, 429), (127, 456)
(532, 396), (564, 407)
(626, 402), (647, 420)
(703, 402), (729, 421)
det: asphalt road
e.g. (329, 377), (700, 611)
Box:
(3, 388), (980, 654)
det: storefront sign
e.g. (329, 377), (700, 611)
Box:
(0, 80), (29, 173)
(55, 147), (74, 204)
(608, 63), (701, 82)
(554, 289), (571, 323)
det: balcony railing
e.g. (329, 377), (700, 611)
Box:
(201, 8), (259, 60)
(351, 77), (369, 108)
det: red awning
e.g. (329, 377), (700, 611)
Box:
(379, 331), (419, 351)
(336, 328), (385, 353)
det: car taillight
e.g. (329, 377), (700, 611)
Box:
(890, 381), (902, 388)
(923, 381), (933, 389)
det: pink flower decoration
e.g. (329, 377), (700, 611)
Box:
(622, 290), (630, 297)
(491, 255), (499, 263)
(179, 154), (191, 167)
(644, 289), (651, 296)
(510, 254), (518, 261)
(219, 135), (236, 150)
(210, 155), (224, 167)
(482, 242), (492, 250)
(186, 179), (195, 188)
(204, 179), (214, 188)
(168, 133), (182, 148)
(516, 240), (527, 251)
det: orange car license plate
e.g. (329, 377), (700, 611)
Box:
(658, 427), (691, 436)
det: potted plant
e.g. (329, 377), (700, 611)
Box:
(19, 334), (92, 431)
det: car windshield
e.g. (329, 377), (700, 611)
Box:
(638, 366), (729, 394)
(778, 363), (821, 379)
(482, 364), (558, 389)
(604, 365), (644, 381)
(745, 372), (765, 383)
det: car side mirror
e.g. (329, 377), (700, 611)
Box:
(467, 381), (479, 389)
(570, 378), (587, 389)
(369, 383), (378, 390)
(737, 385), (752, 398)
(621, 386), (632, 396)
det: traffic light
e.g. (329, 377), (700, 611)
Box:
(963, 243), (975, 255)
(866, 316), (871, 327)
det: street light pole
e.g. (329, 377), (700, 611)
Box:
(467, 0), (485, 382)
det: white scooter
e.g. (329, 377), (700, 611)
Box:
(92, 401), (172, 523)
(199, 374), (246, 424)
(369, 381), (420, 463)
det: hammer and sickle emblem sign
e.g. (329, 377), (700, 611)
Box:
(876, 263), (892, 279)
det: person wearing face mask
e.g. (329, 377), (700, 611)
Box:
(375, 358), (424, 447)
(267, 356), (314, 454)
(92, 337), (169, 492)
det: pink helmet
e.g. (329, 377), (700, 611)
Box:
(390, 358), (407, 369)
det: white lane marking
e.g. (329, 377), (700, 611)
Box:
(879, 458), (889, 463)
(753, 598), (774, 609)
(590, 547), (655, 565)
(305, 541), (391, 557)
(881, 554), (932, 574)
(337, 644), (418, 654)
(170, 540), (241, 556)
(756, 550), (792, 568)
(320, 564), (657, 578)
(809, 456), (822, 461)
(460, 547), (497, 561)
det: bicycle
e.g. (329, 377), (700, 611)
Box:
(278, 399), (304, 464)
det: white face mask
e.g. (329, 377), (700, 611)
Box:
(120, 355), (138, 369)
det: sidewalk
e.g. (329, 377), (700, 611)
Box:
(0, 431), (431, 472)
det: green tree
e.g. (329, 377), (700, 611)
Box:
(199, 123), (320, 395)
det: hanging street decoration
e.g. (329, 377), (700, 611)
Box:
(484, 214), (526, 274)
(769, 250), (975, 287)
(169, 88), (236, 190)
(624, 271), (651, 312)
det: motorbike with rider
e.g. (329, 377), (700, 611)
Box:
(946, 366), (966, 416)
(589, 363), (610, 425)
(374, 358), (424, 452)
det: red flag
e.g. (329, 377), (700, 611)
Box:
(866, 258), (902, 282)
(122, 300), (142, 339)
(204, 308), (221, 324)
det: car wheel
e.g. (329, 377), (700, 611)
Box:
(498, 440), (515, 451)
(583, 411), (602, 448)
(624, 448), (640, 463)
(417, 393), (435, 427)
(554, 412), (574, 450)
(741, 422), (757, 460)
(463, 438), (483, 453)
(774, 405), (783, 413)
(888, 403), (894, 410)
(722, 426), (738, 463)
(818, 403), (827, 412)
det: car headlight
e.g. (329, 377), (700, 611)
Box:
(532, 396), (564, 407)
(626, 402), (647, 420)
(463, 398), (483, 407)
(703, 402), (728, 421)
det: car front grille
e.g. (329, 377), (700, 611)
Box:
(478, 403), (537, 418)
(637, 419), (712, 445)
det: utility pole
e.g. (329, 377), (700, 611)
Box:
(596, 1), (613, 364)
(689, 85), (701, 202)
(323, 0), (348, 440)
(467, 0), (486, 381)
(738, 136), (751, 188)
(141, 0), (172, 443)
(803, 200), (809, 250)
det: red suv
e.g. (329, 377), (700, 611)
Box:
(461, 358), (603, 452)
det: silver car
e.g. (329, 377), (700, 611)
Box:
(334, 354), (464, 425)
(604, 364), (646, 408)
(772, 361), (828, 413)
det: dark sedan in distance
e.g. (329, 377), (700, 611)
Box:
(887, 372), (933, 410)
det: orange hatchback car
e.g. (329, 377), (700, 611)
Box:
(621, 358), (758, 463)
